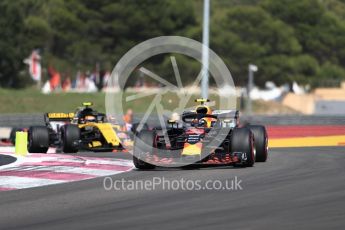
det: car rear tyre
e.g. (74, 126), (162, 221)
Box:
(231, 127), (255, 167)
(28, 126), (49, 153)
(133, 130), (156, 170)
(10, 127), (23, 145)
(61, 124), (80, 153)
(247, 125), (268, 162)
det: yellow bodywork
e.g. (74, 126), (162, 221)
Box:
(83, 102), (93, 106)
(195, 98), (209, 103)
(181, 142), (202, 156)
(89, 141), (102, 148)
(78, 122), (121, 147)
(47, 113), (74, 119)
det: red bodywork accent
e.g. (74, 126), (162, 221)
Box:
(145, 128), (242, 166)
(267, 125), (345, 138)
(204, 153), (240, 164)
(185, 128), (205, 135)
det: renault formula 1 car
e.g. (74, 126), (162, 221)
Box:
(28, 102), (124, 153)
(133, 99), (268, 169)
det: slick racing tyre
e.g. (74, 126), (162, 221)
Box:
(133, 130), (156, 170)
(247, 125), (268, 162)
(231, 127), (255, 167)
(61, 124), (80, 153)
(28, 126), (49, 153)
(10, 127), (23, 145)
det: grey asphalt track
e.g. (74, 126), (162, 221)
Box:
(0, 147), (345, 230)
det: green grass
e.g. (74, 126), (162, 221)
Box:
(0, 89), (106, 113)
(0, 88), (298, 114)
(0, 89), (229, 114)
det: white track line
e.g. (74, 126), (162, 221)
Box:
(0, 176), (65, 189)
(4, 165), (125, 177)
(0, 147), (134, 191)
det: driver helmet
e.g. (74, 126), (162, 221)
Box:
(85, 115), (96, 122)
(198, 119), (207, 127)
(196, 105), (212, 115)
(196, 106), (215, 128)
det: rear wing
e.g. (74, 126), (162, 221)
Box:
(44, 113), (74, 124)
(212, 110), (239, 119)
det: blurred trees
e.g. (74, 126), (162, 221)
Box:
(1, 0), (345, 88)
(0, 0), (197, 88)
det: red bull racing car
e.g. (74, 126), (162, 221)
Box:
(133, 99), (268, 169)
